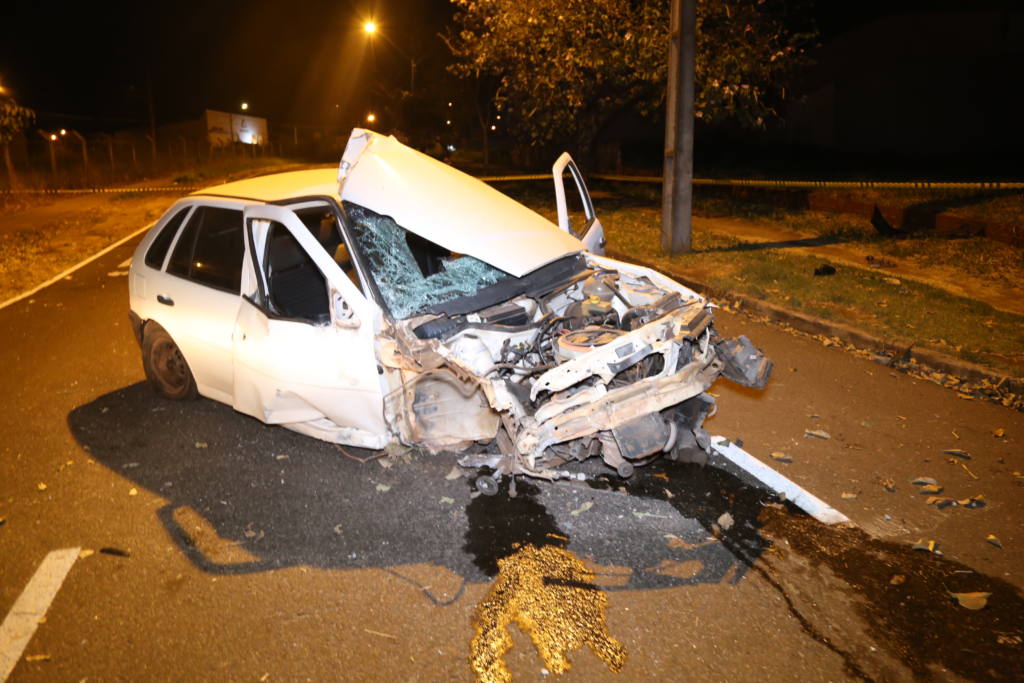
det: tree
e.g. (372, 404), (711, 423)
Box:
(448, 0), (815, 153)
(1, 95), (36, 187)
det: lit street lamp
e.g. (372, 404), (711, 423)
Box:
(240, 101), (249, 111)
(362, 19), (417, 96)
(366, 113), (376, 124)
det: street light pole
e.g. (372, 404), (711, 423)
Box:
(661, 0), (696, 254)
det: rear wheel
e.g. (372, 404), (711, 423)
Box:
(142, 324), (198, 400)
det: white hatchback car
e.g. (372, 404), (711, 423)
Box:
(129, 129), (770, 491)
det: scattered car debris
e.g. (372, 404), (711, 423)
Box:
(274, 454), (289, 461)
(949, 591), (991, 610)
(918, 484), (944, 495)
(865, 254), (896, 268)
(889, 574), (906, 585)
(770, 451), (792, 463)
(804, 429), (831, 440)
(840, 492), (858, 500)
(912, 539), (941, 554)
(78, 549), (94, 559)
(364, 628), (397, 640)
(943, 449), (971, 459)
(570, 501), (594, 517)
(960, 463), (980, 480)
(813, 264), (837, 276)
(957, 495), (985, 508)
(993, 428), (1005, 438)
(24, 654), (51, 663)
(925, 496), (956, 508)
(375, 483), (391, 493)
(99, 547), (131, 557)
(128, 487), (138, 496)
(881, 478), (896, 492)
(911, 477), (938, 486)
(333, 524), (344, 535)
(986, 534), (1003, 549)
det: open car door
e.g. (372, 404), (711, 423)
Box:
(552, 152), (605, 255)
(232, 203), (389, 449)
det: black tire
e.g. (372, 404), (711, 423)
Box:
(142, 324), (198, 400)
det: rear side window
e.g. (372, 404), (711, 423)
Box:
(167, 206), (244, 292)
(144, 207), (190, 269)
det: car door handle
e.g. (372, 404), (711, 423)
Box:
(157, 295), (174, 306)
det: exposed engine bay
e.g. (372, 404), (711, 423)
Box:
(378, 252), (772, 492)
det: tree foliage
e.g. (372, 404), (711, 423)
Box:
(448, 0), (815, 149)
(0, 95), (35, 144)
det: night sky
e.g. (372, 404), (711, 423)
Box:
(1, 0), (1016, 158)
(1, 0), (454, 131)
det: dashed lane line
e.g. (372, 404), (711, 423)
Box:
(0, 223), (153, 313)
(0, 547), (81, 681)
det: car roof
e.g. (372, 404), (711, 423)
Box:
(190, 168), (339, 202)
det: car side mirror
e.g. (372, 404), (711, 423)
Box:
(331, 288), (360, 329)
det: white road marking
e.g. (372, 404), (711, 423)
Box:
(0, 547), (81, 681)
(710, 436), (851, 525)
(0, 223), (154, 312)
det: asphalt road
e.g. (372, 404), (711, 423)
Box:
(1, 235), (1022, 682)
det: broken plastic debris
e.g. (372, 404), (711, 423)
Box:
(717, 512), (734, 531)
(570, 501), (594, 517)
(993, 428), (1005, 438)
(445, 466), (463, 481)
(949, 591), (991, 610)
(881, 478), (895, 492)
(986, 534), (1003, 549)
(943, 449), (971, 460)
(24, 654), (51, 663)
(804, 429), (831, 440)
(957, 495), (985, 509)
(911, 477), (938, 486)
(912, 539), (940, 554)
(375, 483), (391, 493)
(194, 441), (208, 448)
(925, 496), (956, 508)
(439, 496), (455, 505)
(918, 484), (944, 495)
(840, 492), (858, 499)
(37, 482), (47, 491)
(889, 574), (906, 585)
(770, 452), (792, 463)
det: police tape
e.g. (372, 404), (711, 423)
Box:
(2, 186), (200, 195)
(3, 176), (1023, 194)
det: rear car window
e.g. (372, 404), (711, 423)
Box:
(166, 206), (244, 292)
(145, 207), (191, 269)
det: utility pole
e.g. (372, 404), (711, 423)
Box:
(661, 0), (696, 254)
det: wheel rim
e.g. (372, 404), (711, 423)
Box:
(152, 339), (189, 392)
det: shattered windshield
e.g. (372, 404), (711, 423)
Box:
(343, 201), (513, 319)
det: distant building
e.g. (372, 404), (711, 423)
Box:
(204, 109), (268, 146)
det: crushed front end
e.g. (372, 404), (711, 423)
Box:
(378, 252), (772, 487)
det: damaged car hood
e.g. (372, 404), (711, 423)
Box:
(337, 129), (583, 278)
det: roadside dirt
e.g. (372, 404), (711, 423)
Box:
(697, 216), (1024, 318)
(0, 165), (304, 305)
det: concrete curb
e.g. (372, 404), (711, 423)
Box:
(607, 249), (1024, 401)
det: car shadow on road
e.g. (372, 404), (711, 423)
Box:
(68, 382), (781, 593)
